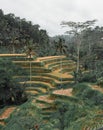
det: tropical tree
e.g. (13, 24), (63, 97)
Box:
(0, 58), (27, 107)
(0, 9), (50, 55)
(2, 102), (43, 130)
(23, 39), (38, 87)
(61, 20), (96, 73)
(23, 39), (37, 58)
(8, 28), (20, 53)
(54, 37), (67, 55)
(54, 37), (67, 87)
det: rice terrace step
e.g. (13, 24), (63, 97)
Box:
(1, 54), (102, 129)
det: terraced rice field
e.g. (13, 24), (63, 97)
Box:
(1, 54), (103, 128)
(8, 54), (103, 129)
(0, 107), (16, 126)
(0, 54), (76, 124)
(53, 88), (73, 96)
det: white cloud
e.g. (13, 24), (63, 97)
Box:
(0, 0), (103, 36)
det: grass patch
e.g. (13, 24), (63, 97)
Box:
(48, 60), (75, 68)
(73, 83), (103, 106)
(42, 57), (67, 64)
(50, 93), (78, 103)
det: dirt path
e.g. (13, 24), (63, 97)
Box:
(32, 99), (48, 108)
(25, 90), (39, 94)
(38, 55), (66, 61)
(53, 88), (73, 96)
(90, 84), (103, 93)
(37, 95), (54, 103)
(0, 107), (16, 120)
(0, 54), (26, 57)
(52, 70), (73, 79)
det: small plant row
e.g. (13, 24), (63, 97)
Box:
(13, 61), (45, 67)
(25, 87), (46, 93)
(50, 93), (78, 103)
(14, 71), (74, 81)
(41, 57), (67, 64)
(0, 54), (26, 57)
(8, 57), (34, 61)
(34, 73), (74, 81)
(51, 63), (76, 71)
(17, 75), (72, 87)
(20, 81), (53, 89)
(39, 55), (66, 62)
(45, 59), (69, 67)
(47, 60), (75, 69)
(82, 118), (103, 130)
(23, 67), (52, 73)
(59, 67), (76, 73)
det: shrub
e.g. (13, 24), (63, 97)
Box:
(0, 58), (27, 107)
(97, 77), (103, 87)
(73, 83), (103, 106)
(73, 83), (90, 96)
(79, 72), (97, 83)
(82, 89), (103, 105)
(2, 101), (43, 130)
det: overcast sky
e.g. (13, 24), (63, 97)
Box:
(0, 0), (103, 36)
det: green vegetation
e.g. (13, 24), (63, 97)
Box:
(47, 83), (103, 130)
(0, 58), (27, 108)
(0, 9), (49, 56)
(2, 101), (42, 130)
(1, 9), (103, 130)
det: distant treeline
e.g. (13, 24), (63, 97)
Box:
(0, 9), (49, 55)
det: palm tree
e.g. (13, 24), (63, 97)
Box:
(54, 38), (67, 88)
(24, 40), (36, 58)
(23, 39), (38, 87)
(8, 28), (20, 53)
(0, 59), (27, 107)
(55, 38), (67, 55)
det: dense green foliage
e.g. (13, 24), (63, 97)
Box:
(1, 9), (103, 130)
(0, 9), (49, 56)
(73, 83), (103, 106)
(46, 83), (103, 130)
(2, 100), (59, 130)
(2, 101), (42, 130)
(0, 58), (27, 107)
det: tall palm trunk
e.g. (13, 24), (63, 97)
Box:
(12, 36), (16, 53)
(30, 59), (32, 87)
(60, 54), (63, 87)
(76, 45), (80, 73)
(12, 44), (15, 54)
(76, 40), (81, 73)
